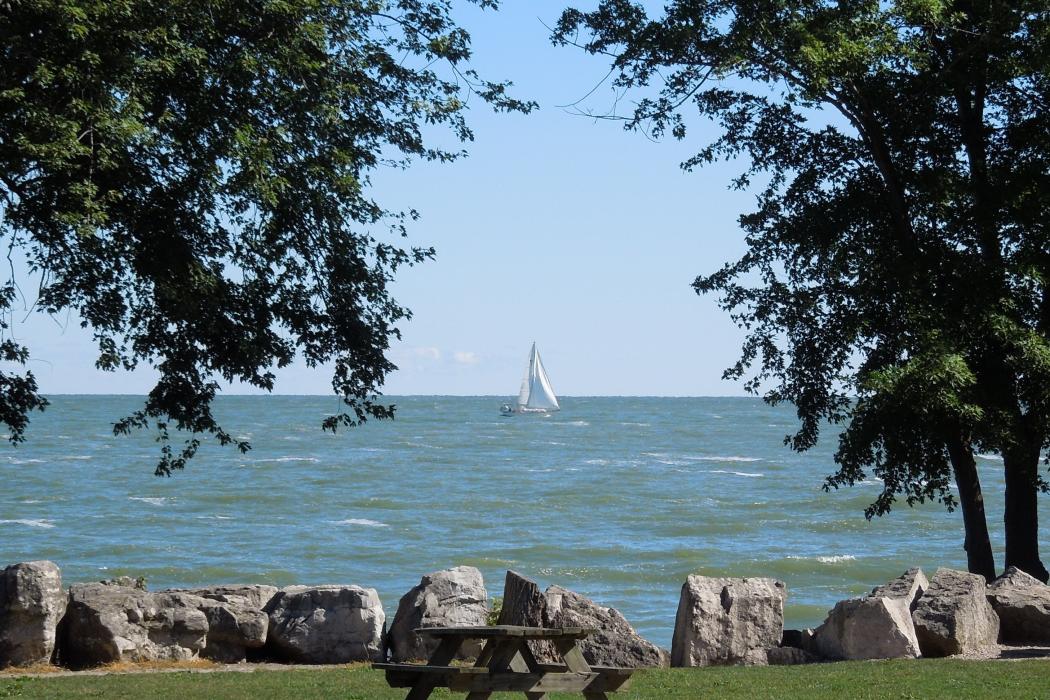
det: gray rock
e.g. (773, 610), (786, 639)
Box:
(810, 596), (920, 660)
(60, 584), (208, 668)
(99, 576), (147, 591)
(186, 585), (279, 611)
(780, 628), (813, 650)
(913, 568), (999, 657)
(173, 585), (279, 662)
(987, 566), (1050, 644)
(387, 566), (488, 662)
(0, 561), (66, 668)
(266, 585), (384, 663)
(671, 576), (785, 667)
(765, 646), (817, 665)
(544, 585), (668, 668)
(871, 567), (929, 611)
(810, 568), (927, 661)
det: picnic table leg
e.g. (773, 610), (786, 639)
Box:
(405, 636), (461, 700)
(552, 638), (592, 674)
(518, 644), (549, 698)
(552, 638), (608, 699)
(485, 639), (531, 673)
(516, 641), (543, 672)
(474, 639), (495, 668)
(405, 683), (437, 700)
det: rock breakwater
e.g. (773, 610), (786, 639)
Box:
(1, 559), (1046, 671)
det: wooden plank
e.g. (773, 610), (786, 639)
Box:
(587, 670), (633, 693)
(419, 625), (593, 639)
(382, 670), (417, 688)
(448, 672), (599, 693)
(372, 663), (487, 674)
(529, 665), (634, 691)
(379, 667), (631, 694)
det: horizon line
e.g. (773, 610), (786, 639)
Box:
(39, 392), (760, 399)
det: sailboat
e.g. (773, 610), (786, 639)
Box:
(500, 343), (560, 415)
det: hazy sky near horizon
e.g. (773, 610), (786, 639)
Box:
(14, 1), (761, 397)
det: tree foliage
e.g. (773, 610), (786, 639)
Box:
(0, 0), (531, 473)
(556, 0), (1050, 577)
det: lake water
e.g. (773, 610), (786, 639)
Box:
(0, 395), (1030, 648)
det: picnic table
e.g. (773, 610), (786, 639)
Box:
(373, 625), (635, 699)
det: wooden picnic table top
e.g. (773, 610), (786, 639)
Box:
(417, 625), (594, 640)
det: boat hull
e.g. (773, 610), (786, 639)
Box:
(500, 402), (559, 416)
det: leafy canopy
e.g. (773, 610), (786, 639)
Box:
(555, 0), (1050, 513)
(0, 0), (532, 473)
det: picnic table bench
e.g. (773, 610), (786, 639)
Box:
(373, 625), (635, 699)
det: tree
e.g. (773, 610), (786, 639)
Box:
(555, 0), (1050, 581)
(0, 0), (532, 474)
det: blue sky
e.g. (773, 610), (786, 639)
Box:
(14, 1), (758, 397)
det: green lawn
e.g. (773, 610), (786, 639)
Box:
(1, 660), (1048, 699)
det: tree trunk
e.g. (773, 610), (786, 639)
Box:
(946, 435), (996, 581)
(1003, 445), (1049, 582)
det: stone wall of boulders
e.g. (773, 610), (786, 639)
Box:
(0, 561), (389, 670)
(2, 558), (1048, 670)
(698, 565), (1049, 666)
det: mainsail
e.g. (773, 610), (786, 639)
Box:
(519, 343), (559, 411)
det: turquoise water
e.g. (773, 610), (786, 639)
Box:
(0, 395), (1032, 648)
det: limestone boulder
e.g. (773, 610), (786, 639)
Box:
(545, 585), (668, 668)
(387, 566), (489, 662)
(0, 561), (66, 668)
(810, 597), (920, 660)
(266, 585), (384, 663)
(187, 585), (279, 611)
(810, 568), (927, 661)
(871, 567), (929, 610)
(60, 584), (208, 668)
(671, 576), (785, 667)
(912, 568), (999, 656)
(174, 585), (279, 662)
(987, 566), (1050, 644)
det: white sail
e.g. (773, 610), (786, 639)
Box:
(517, 360), (530, 408)
(522, 343), (559, 411)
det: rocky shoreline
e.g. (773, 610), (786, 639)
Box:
(1, 561), (1048, 672)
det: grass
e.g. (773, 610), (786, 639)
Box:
(1, 659), (1049, 699)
